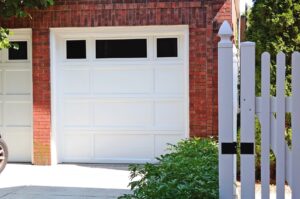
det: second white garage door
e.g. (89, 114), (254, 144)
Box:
(0, 29), (33, 162)
(51, 26), (189, 163)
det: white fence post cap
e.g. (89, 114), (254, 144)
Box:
(218, 20), (233, 45)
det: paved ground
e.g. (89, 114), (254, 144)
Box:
(236, 182), (292, 199)
(0, 164), (293, 199)
(0, 163), (132, 199)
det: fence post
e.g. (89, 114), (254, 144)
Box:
(240, 41), (256, 198)
(218, 20), (237, 199)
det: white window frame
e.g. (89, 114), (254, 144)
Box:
(154, 36), (183, 60)
(65, 39), (88, 60)
(1, 29), (32, 64)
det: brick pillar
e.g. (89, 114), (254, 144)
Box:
(32, 28), (51, 165)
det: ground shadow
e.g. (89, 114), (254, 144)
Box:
(70, 163), (131, 171)
(0, 186), (131, 199)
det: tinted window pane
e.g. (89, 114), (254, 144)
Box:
(157, 38), (178, 58)
(96, 39), (147, 58)
(9, 41), (28, 60)
(66, 40), (86, 59)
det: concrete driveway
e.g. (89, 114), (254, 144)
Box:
(0, 163), (132, 199)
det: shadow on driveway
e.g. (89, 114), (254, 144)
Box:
(71, 163), (131, 171)
(0, 164), (132, 199)
(0, 186), (131, 199)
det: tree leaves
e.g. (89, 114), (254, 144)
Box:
(246, 0), (300, 96)
(0, 0), (54, 18)
(0, 0), (54, 49)
(0, 27), (11, 49)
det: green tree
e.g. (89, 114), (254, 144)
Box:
(0, 0), (54, 49)
(246, 0), (300, 96)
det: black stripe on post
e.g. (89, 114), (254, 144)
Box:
(221, 142), (237, 154)
(240, 142), (254, 154)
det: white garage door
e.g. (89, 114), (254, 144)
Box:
(51, 26), (189, 163)
(0, 29), (33, 162)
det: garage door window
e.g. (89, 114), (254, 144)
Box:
(9, 41), (28, 60)
(66, 40), (86, 59)
(96, 39), (147, 58)
(157, 38), (178, 58)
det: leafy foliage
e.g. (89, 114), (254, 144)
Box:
(119, 138), (219, 199)
(0, 0), (54, 49)
(0, 27), (10, 49)
(0, 0), (54, 19)
(246, 0), (300, 96)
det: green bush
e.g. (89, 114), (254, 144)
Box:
(119, 138), (219, 199)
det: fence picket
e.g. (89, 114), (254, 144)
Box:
(261, 52), (271, 199)
(270, 99), (277, 156)
(276, 52), (286, 199)
(240, 42), (256, 199)
(292, 52), (300, 199)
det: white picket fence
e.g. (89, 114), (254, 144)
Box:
(218, 21), (300, 199)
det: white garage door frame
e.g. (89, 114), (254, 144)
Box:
(50, 25), (189, 164)
(0, 29), (33, 162)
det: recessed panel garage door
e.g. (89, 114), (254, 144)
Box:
(52, 26), (189, 163)
(0, 29), (33, 162)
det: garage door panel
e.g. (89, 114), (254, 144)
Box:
(62, 69), (90, 94)
(155, 101), (184, 130)
(94, 134), (154, 160)
(2, 95), (31, 101)
(92, 69), (154, 94)
(0, 70), (3, 93)
(0, 104), (3, 126)
(155, 67), (184, 94)
(94, 101), (153, 127)
(154, 135), (185, 157)
(4, 102), (32, 126)
(63, 101), (90, 126)
(64, 134), (93, 160)
(4, 130), (31, 162)
(5, 70), (31, 94)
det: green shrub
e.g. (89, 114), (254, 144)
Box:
(119, 138), (219, 199)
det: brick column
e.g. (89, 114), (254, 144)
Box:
(32, 28), (51, 165)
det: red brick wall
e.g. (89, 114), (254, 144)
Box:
(32, 28), (51, 165)
(0, 0), (233, 165)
